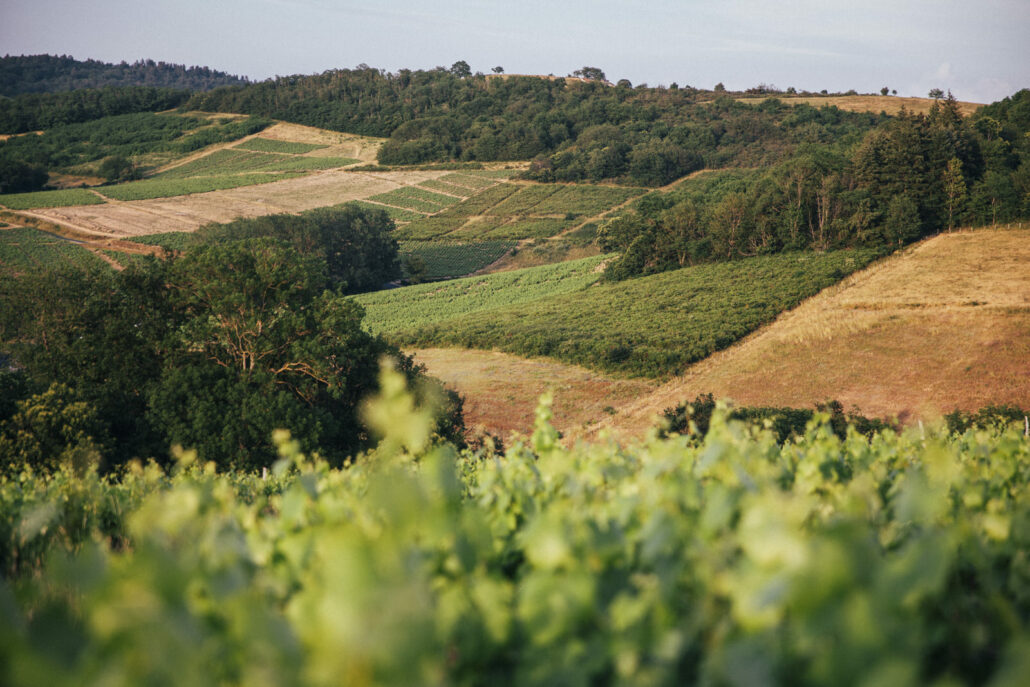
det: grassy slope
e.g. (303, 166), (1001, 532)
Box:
(603, 225), (1030, 435)
(354, 255), (607, 334)
(389, 249), (880, 377)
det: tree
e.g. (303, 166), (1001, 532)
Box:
(0, 383), (107, 472)
(98, 154), (140, 183)
(491, 66), (504, 74)
(881, 86), (890, 96)
(929, 88), (945, 99)
(450, 60), (471, 78)
(883, 193), (922, 246)
(572, 66), (606, 82)
(942, 157), (968, 230)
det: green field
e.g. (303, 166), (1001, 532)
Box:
(234, 137), (329, 154)
(0, 188), (106, 210)
(417, 178), (475, 197)
(355, 254), (607, 334)
(157, 149), (359, 179)
(0, 227), (108, 274)
(388, 249), (882, 377)
(399, 240), (516, 280)
(97, 173), (299, 201)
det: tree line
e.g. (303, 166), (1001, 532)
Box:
(183, 65), (887, 182)
(0, 54), (248, 96)
(600, 92), (1030, 279)
(0, 205), (461, 472)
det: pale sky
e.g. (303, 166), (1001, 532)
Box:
(2, 0), (1028, 103)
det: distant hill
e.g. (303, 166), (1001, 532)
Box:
(0, 54), (249, 96)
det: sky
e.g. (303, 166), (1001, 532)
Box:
(2, 0), (1028, 103)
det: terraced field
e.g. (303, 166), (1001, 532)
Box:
(399, 240), (516, 280)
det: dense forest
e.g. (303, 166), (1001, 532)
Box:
(0, 205), (460, 471)
(0, 54), (248, 95)
(600, 91), (1030, 278)
(0, 86), (191, 134)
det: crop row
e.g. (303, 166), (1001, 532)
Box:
(416, 178), (474, 197)
(155, 149), (292, 178)
(96, 173), (299, 201)
(389, 249), (882, 377)
(355, 254), (607, 334)
(0, 188), (106, 210)
(0, 227), (108, 274)
(439, 172), (498, 190)
(234, 137), (329, 154)
(127, 231), (197, 251)
(398, 240), (516, 280)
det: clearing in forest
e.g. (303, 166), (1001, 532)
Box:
(734, 94), (982, 116)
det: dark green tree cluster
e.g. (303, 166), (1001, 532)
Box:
(0, 54), (248, 96)
(190, 203), (403, 294)
(183, 68), (886, 180)
(0, 86), (191, 134)
(601, 93), (1030, 279)
(0, 208), (459, 472)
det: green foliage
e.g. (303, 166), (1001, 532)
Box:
(126, 231), (196, 251)
(0, 227), (108, 273)
(0, 112), (271, 179)
(0, 86), (191, 134)
(944, 405), (1029, 434)
(1, 383), (1028, 685)
(390, 249), (879, 377)
(97, 154), (140, 183)
(355, 255), (607, 334)
(193, 204), (401, 293)
(0, 383), (107, 472)
(0, 54), (247, 98)
(391, 215), (468, 240)
(0, 188), (105, 210)
(662, 393), (895, 442)
(234, 137), (329, 154)
(96, 172), (298, 201)
(0, 240), (446, 470)
(0, 159), (48, 194)
(398, 240), (516, 280)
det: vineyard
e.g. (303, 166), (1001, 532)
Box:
(385, 249), (882, 377)
(354, 255), (607, 334)
(0, 187), (105, 210)
(96, 173), (301, 201)
(0, 226), (107, 274)
(398, 240), (516, 280)
(234, 137), (329, 154)
(1, 369), (1028, 686)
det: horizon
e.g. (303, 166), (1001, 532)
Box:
(2, 1), (1028, 104)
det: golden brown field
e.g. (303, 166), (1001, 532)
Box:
(734, 94), (982, 117)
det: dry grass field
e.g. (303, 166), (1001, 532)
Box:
(599, 225), (1030, 437)
(412, 348), (655, 439)
(734, 94), (982, 116)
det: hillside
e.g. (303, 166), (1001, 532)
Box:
(735, 94), (983, 117)
(598, 224), (1030, 436)
(0, 54), (248, 96)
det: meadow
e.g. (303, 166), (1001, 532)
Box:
(387, 249), (882, 377)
